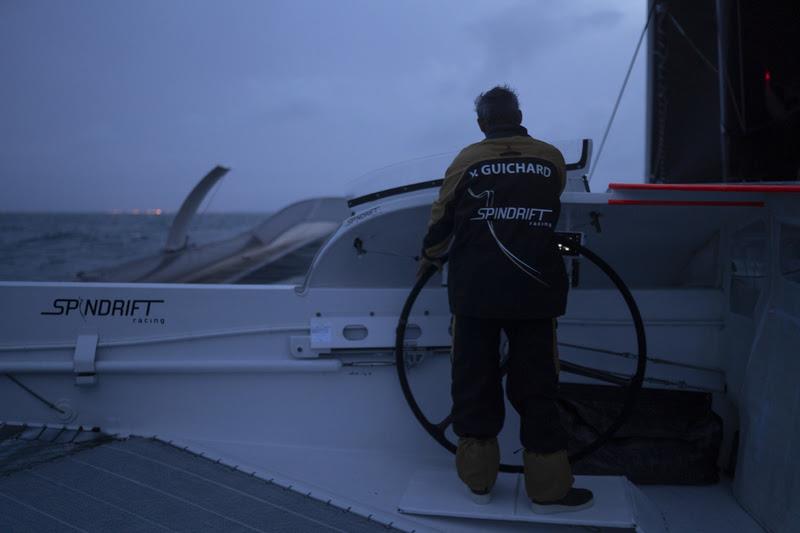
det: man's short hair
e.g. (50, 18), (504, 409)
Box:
(474, 85), (521, 126)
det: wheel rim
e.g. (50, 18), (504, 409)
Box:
(394, 238), (647, 471)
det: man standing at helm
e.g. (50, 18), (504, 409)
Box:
(419, 85), (593, 513)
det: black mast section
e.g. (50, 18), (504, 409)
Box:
(647, 0), (800, 183)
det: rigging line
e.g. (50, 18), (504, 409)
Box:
(4, 374), (65, 415)
(667, 13), (746, 132)
(588, 2), (656, 183)
(558, 341), (722, 373)
(592, 368), (718, 392)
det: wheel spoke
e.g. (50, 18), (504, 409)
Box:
(435, 413), (453, 432)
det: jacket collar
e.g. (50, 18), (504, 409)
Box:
(483, 124), (529, 139)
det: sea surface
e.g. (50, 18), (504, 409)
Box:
(0, 212), (306, 282)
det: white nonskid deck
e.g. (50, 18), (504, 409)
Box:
(174, 434), (765, 532)
(0, 426), (398, 533)
(399, 470), (641, 529)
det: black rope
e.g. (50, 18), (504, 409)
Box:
(558, 341), (722, 373)
(4, 374), (66, 415)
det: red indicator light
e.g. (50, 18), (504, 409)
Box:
(765, 70), (771, 82)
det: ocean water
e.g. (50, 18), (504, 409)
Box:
(0, 213), (280, 282)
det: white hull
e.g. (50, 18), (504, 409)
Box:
(2, 168), (799, 530)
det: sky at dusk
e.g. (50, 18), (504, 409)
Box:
(1, 0), (648, 213)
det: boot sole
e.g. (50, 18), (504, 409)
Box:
(469, 491), (492, 505)
(530, 497), (594, 514)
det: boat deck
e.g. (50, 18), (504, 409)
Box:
(0, 424), (767, 532)
(0, 425), (400, 533)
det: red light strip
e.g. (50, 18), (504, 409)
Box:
(608, 199), (764, 207)
(608, 183), (800, 193)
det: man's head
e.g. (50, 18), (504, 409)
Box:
(474, 85), (522, 133)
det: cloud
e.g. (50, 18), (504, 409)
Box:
(0, 0), (646, 212)
(468, 1), (625, 80)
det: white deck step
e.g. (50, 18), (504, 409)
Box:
(399, 469), (666, 532)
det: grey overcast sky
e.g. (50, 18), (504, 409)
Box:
(0, 0), (647, 213)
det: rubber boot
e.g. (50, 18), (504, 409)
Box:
(456, 437), (500, 504)
(524, 449), (593, 513)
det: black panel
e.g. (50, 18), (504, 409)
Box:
(647, 0), (722, 182)
(562, 383), (723, 485)
(717, 0), (800, 181)
(648, 0), (800, 183)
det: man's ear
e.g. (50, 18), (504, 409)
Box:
(514, 109), (523, 125)
(477, 118), (487, 132)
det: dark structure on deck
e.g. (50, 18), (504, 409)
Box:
(647, 0), (800, 183)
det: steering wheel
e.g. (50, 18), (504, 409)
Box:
(394, 236), (647, 471)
